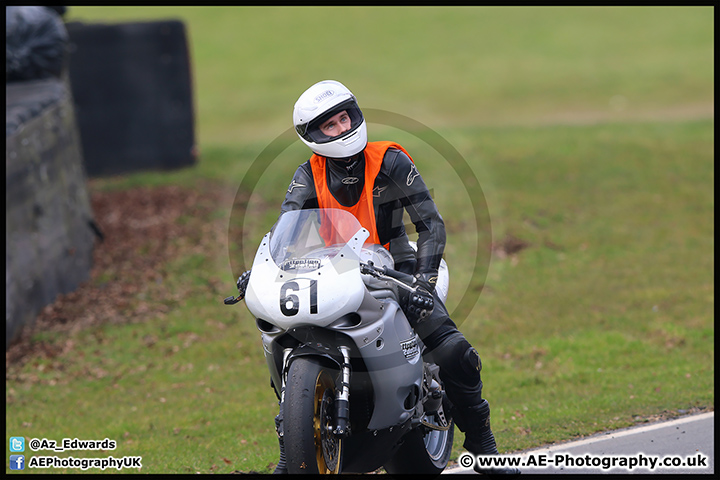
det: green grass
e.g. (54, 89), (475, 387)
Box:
(62, 6), (713, 145)
(6, 6), (713, 474)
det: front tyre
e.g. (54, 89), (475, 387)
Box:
(283, 357), (342, 474)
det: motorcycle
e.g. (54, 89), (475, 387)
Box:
(224, 208), (454, 474)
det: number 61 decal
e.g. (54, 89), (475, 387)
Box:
(279, 280), (318, 316)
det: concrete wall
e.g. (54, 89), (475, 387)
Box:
(6, 78), (95, 349)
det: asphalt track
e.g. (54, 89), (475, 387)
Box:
(444, 411), (714, 475)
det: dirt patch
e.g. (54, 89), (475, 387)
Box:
(630, 406), (713, 425)
(6, 181), (234, 372)
(492, 234), (531, 259)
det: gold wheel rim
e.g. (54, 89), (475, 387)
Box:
(313, 370), (341, 474)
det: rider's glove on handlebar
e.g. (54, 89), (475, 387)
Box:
(415, 271), (438, 293)
(236, 270), (251, 298)
(407, 272), (436, 321)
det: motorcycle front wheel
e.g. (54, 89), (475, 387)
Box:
(283, 357), (343, 474)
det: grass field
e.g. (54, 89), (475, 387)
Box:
(6, 6), (713, 474)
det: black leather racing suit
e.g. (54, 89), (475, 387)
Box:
(280, 148), (484, 410)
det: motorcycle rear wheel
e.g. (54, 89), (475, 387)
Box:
(283, 357), (343, 474)
(383, 414), (454, 474)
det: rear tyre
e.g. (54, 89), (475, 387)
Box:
(383, 413), (454, 475)
(283, 357), (343, 474)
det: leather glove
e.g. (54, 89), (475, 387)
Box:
(406, 273), (435, 322)
(236, 270), (251, 298)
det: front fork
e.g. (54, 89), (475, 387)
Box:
(274, 348), (294, 440)
(333, 346), (351, 437)
(276, 346), (352, 439)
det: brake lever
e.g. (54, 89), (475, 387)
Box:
(360, 261), (417, 293)
(360, 261), (382, 277)
(223, 294), (243, 305)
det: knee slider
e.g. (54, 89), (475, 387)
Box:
(432, 333), (482, 379)
(463, 346), (482, 375)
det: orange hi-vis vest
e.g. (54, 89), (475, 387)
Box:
(309, 141), (414, 248)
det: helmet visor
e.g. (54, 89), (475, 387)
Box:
(296, 99), (364, 144)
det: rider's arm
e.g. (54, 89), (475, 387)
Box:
(280, 161), (319, 213)
(384, 150), (446, 286)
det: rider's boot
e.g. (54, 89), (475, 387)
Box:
(272, 411), (288, 474)
(455, 399), (521, 475)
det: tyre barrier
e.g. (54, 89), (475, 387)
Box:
(65, 20), (197, 176)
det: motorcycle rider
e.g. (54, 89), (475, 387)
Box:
(237, 80), (519, 475)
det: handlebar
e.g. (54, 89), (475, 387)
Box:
(360, 261), (417, 292)
(225, 261), (416, 305)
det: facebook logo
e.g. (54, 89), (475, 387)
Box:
(9, 437), (25, 452)
(10, 455), (25, 470)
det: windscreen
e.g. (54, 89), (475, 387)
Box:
(269, 209), (363, 269)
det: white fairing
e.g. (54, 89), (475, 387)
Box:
(244, 210), (370, 330)
(244, 210), (450, 333)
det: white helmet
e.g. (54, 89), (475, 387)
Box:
(293, 80), (367, 158)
